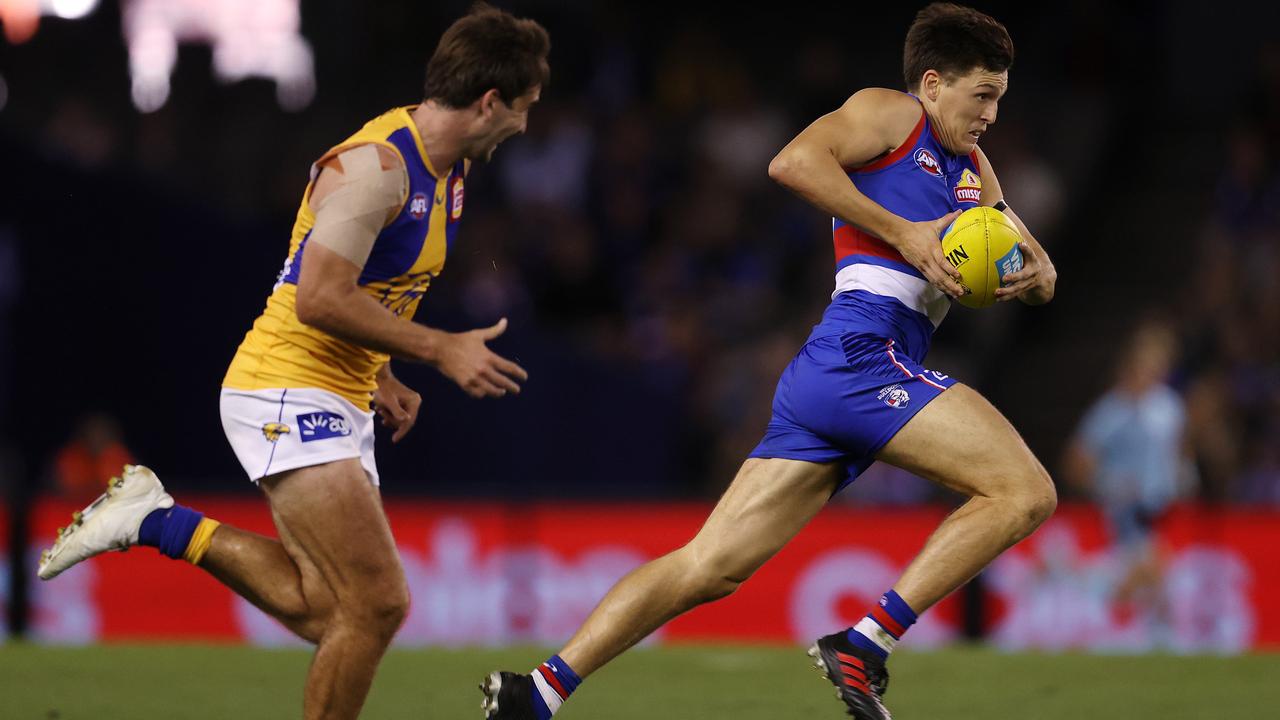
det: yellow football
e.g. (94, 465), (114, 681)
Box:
(940, 206), (1024, 308)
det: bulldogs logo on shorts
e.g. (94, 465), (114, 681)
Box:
(877, 384), (911, 409)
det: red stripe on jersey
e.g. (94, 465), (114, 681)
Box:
(537, 665), (568, 700)
(871, 606), (906, 638)
(852, 111), (927, 174)
(834, 224), (905, 264)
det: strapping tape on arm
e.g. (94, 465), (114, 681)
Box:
(309, 144), (407, 268)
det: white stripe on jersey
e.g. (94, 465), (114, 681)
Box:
(832, 262), (951, 327)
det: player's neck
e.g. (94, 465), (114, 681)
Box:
(411, 101), (470, 172)
(920, 104), (962, 157)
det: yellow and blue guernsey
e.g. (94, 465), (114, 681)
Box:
(223, 107), (467, 409)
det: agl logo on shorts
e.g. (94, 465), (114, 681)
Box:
(297, 412), (351, 442)
(878, 384), (910, 409)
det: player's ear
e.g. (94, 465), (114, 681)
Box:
(922, 70), (941, 101)
(479, 88), (503, 118)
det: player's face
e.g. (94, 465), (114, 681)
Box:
(474, 85), (541, 162)
(935, 68), (1007, 154)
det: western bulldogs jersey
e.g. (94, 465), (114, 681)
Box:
(750, 94), (972, 489)
(818, 93), (982, 363)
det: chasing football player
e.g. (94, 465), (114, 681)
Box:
(37, 5), (548, 719)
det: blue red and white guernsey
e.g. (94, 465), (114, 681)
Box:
(750, 93), (977, 490)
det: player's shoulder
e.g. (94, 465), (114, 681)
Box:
(318, 143), (405, 174)
(840, 88), (921, 125)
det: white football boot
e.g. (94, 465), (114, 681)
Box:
(38, 464), (174, 580)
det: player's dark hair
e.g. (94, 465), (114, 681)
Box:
(424, 2), (550, 108)
(903, 3), (1013, 91)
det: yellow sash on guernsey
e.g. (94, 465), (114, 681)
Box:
(223, 107), (459, 409)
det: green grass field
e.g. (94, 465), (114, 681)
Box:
(2, 643), (1277, 719)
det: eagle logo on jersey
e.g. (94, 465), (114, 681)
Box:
(408, 192), (429, 220)
(877, 384), (911, 409)
(449, 176), (465, 222)
(953, 169), (982, 203)
(914, 148), (942, 177)
(261, 422), (292, 442)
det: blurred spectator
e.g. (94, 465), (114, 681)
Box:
(52, 414), (135, 504)
(1063, 319), (1193, 644)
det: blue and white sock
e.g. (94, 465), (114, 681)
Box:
(529, 654), (581, 719)
(846, 589), (918, 659)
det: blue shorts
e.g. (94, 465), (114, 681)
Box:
(749, 332), (956, 491)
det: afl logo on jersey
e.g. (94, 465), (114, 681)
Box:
(449, 176), (465, 222)
(914, 148), (943, 177)
(408, 192), (429, 221)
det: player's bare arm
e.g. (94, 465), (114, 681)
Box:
(769, 88), (965, 297)
(974, 146), (1056, 304)
(296, 144), (528, 398)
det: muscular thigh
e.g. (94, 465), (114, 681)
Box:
(876, 383), (1052, 497)
(685, 458), (841, 579)
(262, 458), (404, 604)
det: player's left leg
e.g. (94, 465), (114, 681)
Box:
(259, 458), (409, 720)
(481, 457), (842, 720)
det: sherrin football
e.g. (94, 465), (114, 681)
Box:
(940, 206), (1024, 309)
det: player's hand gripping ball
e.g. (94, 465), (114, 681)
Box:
(940, 206), (1023, 308)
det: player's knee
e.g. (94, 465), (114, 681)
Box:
(679, 550), (750, 603)
(1011, 471), (1057, 533)
(363, 580), (411, 638)
(339, 569), (410, 641)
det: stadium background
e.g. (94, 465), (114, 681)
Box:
(0, 0), (1277, 705)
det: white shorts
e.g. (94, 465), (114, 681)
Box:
(219, 387), (379, 486)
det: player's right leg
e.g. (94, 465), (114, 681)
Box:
(873, 383), (1056, 614)
(481, 457), (842, 719)
(806, 382), (1057, 720)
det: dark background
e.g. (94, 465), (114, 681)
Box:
(0, 0), (1276, 504)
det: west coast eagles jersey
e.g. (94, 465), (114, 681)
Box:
(223, 107), (467, 408)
